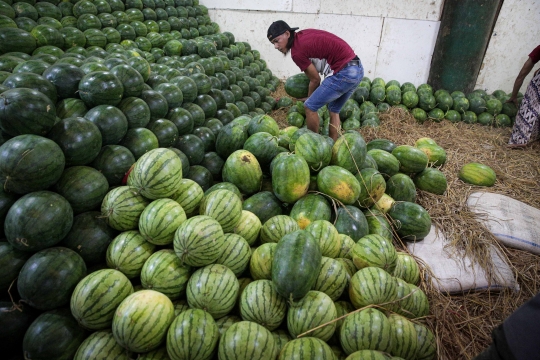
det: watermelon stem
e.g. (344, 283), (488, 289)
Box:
(7, 279), (24, 313)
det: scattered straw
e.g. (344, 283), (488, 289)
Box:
(268, 93), (540, 360)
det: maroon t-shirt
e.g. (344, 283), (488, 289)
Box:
(529, 45), (540, 64)
(291, 29), (356, 74)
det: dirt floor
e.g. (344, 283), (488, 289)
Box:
(269, 83), (540, 360)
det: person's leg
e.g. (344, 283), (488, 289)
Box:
(305, 107), (319, 134)
(304, 63), (363, 139)
(326, 65), (364, 140)
(328, 111), (341, 141)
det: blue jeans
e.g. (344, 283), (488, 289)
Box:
(304, 62), (364, 113)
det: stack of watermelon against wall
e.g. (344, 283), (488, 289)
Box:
(0, 0), (446, 358)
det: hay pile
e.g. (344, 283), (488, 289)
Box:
(270, 85), (540, 360)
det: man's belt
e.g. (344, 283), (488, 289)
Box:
(344, 59), (360, 68)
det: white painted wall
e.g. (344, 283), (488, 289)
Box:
(475, 0), (540, 94)
(206, 0), (539, 93)
(206, 0), (443, 86)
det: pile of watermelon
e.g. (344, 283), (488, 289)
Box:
(285, 73), (520, 131)
(0, 0), (444, 359)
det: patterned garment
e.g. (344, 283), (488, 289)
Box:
(509, 72), (540, 145)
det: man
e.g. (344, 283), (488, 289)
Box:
(267, 20), (364, 141)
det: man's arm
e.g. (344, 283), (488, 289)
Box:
(304, 63), (321, 97)
(508, 57), (535, 106)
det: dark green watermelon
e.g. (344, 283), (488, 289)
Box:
(61, 211), (118, 266)
(0, 134), (65, 194)
(167, 106), (194, 135)
(334, 205), (369, 241)
(147, 119), (177, 148)
(53, 166), (109, 214)
(0, 88), (56, 137)
(119, 127), (159, 159)
(242, 191), (283, 224)
(84, 105), (128, 145)
(185, 164), (213, 191)
(117, 96), (151, 128)
(5, 191), (73, 252)
(23, 308), (87, 359)
(91, 144), (135, 186)
(174, 133), (205, 165)
(47, 116), (102, 166)
(18, 247), (86, 309)
(0, 242), (31, 290)
(78, 71), (124, 108)
(140, 89), (169, 120)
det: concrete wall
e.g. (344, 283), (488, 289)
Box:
(475, 0), (540, 94)
(206, 0), (540, 93)
(207, 0), (442, 87)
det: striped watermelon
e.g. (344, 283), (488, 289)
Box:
(199, 189), (242, 233)
(272, 230), (322, 301)
(392, 145), (429, 174)
(138, 347), (169, 359)
(139, 198), (187, 245)
(330, 131), (367, 174)
(272, 329), (292, 354)
(272, 153), (310, 204)
(106, 230), (156, 279)
(413, 167), (447, 195)
(413, 322), (437, 360)
(334, 300), (355, 333)
(313, 256), (348, 301)
(355, 168), (386, 208)
(216, 315), (242, 336)
(287, 290), (337, 341)
(232, 210), (261, 245)
(340, 307), (393, 355)
(387, 201), (431, 241)
(173, 215), (225, 267)
(391, 277), (414, 317)
(112, 290), (175, 353)
(289, 193), (332, 229)
(336, 257), (357, 281)
(166, 309), (219, 360)
(215, 233), (251, 276)
(222, 149), (263, 196)
(127, 148), (183, 200)
(140, 249), (191, 300)
(218, 321), (278, 360)
(388, 313), (418, 360)
(403, 284), (430, 318)
(349, 267), (398, 310)
(350, 234), (397, 272)
(317, 165), (361, 205)
(169, 178), (204, 218)
(101, 186), (150, 231)
(70, 269), (134, 330)
(278, 337), (337, 359)
(186, 264), (239, 319)
(249, 242), (276, 280)
(364, 209), (393, 241)
(74, 330), (129, 360)
(239, 279), (287, 331)
(260, 215), (299, 244)
(173, 299), (191, 316)
(295, 132), (332, 172)
(305, 220), (341, 258)
(336, 234), (355, 259)
(393, 252), (421, 285)
(344, 350), (389, 360)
